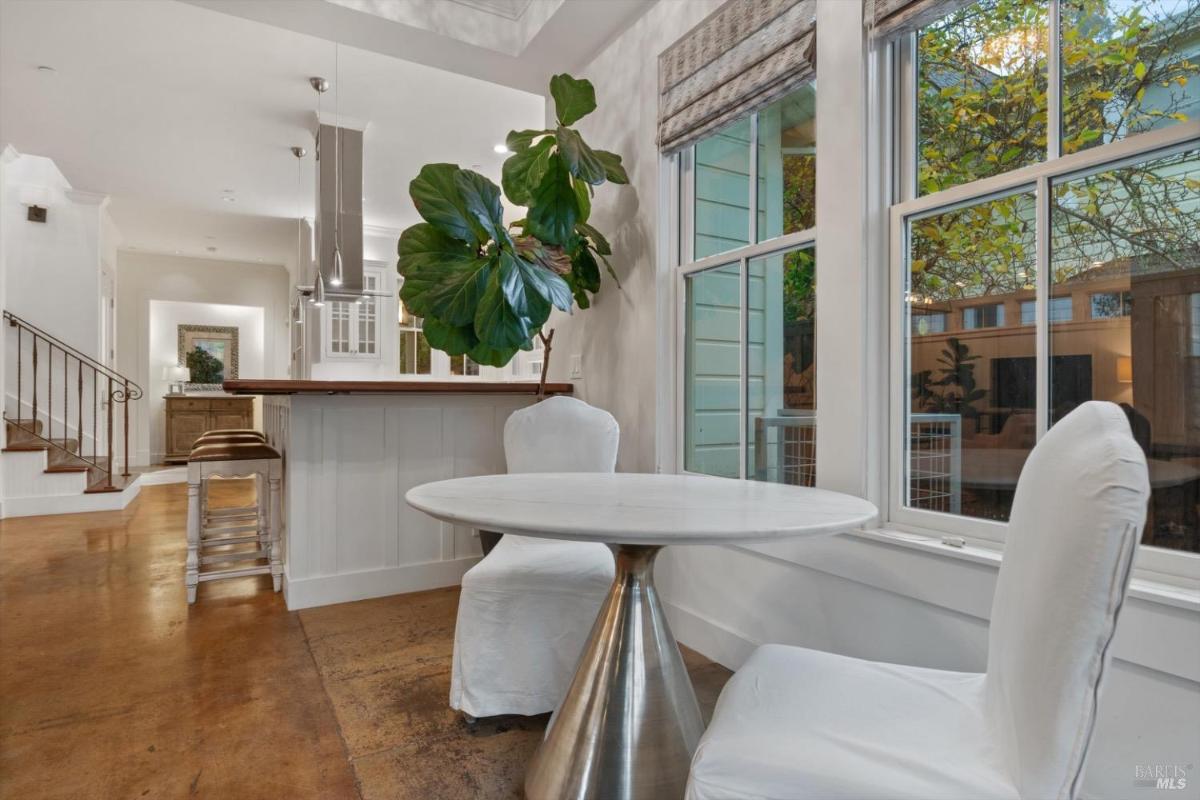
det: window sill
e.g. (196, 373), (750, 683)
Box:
(843, 526), (1200, 613)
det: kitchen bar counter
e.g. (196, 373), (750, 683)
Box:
(223, 379), (573, 396)
(246, 381), (570, 610)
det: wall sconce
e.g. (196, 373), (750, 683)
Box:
(163, 365), (191, 395)
(19, 186), (50, 223)
(1116, 356), (1133, 384)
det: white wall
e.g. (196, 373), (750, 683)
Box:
(1, 150), (114, 359)
(147, 299), (264, 462)
(541, 0), (725, 473)
(548, 2), (1200, 799)
(116, 251), (288, 466)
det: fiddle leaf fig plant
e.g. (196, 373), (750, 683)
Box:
(397, 73), (627, 396)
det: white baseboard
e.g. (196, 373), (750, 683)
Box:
(665, 600), (760, 672)
(138, 467), (187, 486)
(282, 556), (482, 610)
(1, 477), (141, 518)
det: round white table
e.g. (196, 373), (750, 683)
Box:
(406, 472), (878, 800)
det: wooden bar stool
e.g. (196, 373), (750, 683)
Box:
(186, 441), (282, 604)
(192, 431), (268, 537)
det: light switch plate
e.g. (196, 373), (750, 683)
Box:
(569, 354), (583, 379)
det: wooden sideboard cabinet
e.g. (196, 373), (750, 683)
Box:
(164, 396), (255, 463)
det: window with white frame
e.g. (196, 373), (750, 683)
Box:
(679, 84), (818, 485)
(889, 0), (1199, 556)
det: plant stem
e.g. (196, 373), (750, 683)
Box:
(537, 329), (555, 401)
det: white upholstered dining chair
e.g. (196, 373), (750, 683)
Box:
(687, 401), (1150, 800)
(450, 396), (619, 719)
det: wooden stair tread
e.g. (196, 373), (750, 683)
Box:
(44, 465), (89, 474)
(3, 445), (47, 452)
(84, 474), (136, 494)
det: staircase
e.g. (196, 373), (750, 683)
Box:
(2, 311), (143, 517)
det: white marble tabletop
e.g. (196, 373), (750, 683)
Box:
(406, 473), (879, 546)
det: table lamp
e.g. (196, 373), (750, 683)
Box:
(163, 365), (191, 395)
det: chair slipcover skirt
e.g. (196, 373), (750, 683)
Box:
(450, 534), (613, 718)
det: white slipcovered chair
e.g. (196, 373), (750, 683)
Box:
(450, 395), (619, 719)
(687, 401), (1150, 800)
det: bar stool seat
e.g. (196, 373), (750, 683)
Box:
(198, 429), (265, 440)
(186, 440), (282, 604)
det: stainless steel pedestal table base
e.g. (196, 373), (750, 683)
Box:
(524, 544), (703, 800)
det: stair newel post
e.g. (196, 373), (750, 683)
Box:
(121, 379), (130, 478)
(106, 375), (114, 489)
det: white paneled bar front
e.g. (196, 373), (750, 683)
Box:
(239, 380), (571, 609)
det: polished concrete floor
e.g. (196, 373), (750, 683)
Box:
(0, 482), (732, 799)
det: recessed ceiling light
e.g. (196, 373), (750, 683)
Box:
(206, 246), (217, 253)
(37, 65), (56, 74)
(174, 250), (181, 255)
(493, 144), (510, 154)
(222, 196), (236, 203)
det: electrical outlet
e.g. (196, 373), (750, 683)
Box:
(569, 354), (583, 379)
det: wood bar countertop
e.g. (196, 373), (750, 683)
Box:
(222, 379), (574, 396)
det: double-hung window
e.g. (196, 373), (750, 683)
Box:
(677, 84), (819, 485)
(887, 0), (1200, 566)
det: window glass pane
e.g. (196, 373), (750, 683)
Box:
(912, 311), (948, 334)
(907, 189), (1038, 521)
(399, 328), (431, 375)
(1021, 296), (1073, 323)
(747, 247), (816, 485)
(1061, 0), (1200, 154)
(694, 119), (751, 259)
(917, 0), (1048, 196)
(1050, 146), (1200, 552)
(757, 84), (816, 242)
(685, 263), (741, 477)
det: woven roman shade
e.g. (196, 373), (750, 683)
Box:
(865, 0), (977, 40)
(657, 0), (816, 155)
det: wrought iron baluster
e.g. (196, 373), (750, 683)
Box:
(32, 336), (38, 433)
(77, 361), (83, 456)
(15, 326), (21, 426)
(48, 343), (54, 444)
(63, 350), (68, 448)
(106, 375), (114, 488)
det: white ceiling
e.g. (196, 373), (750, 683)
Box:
(0, 0), (651, 269)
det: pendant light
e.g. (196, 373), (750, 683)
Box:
(312, 272), (327, 307)
(292, 145), (308, 317)
(329, 43), (344, 287)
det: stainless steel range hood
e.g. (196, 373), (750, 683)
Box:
(313, 122), (363, 295)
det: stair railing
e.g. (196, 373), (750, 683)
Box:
(3, 310), (143, 489)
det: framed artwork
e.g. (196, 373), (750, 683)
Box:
(177, 325), (239, 390)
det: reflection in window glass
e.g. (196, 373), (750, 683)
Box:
(1091, 290), (1132, 318)
(917, 0), (1048, 196)
(1050, 146), (1200, 552)
(913, 311), (948, 334)
(1020, 296), (1073, 323)
(399, 326), (431, 375)
(685, 264), (741, 477)
(747, 247), (816, 485)
(1061, 0), (1199, 154)
(757, 84), (817, 242)
(907, 190), (1038, 521)
(694, 119), (751, 259)
(964, 303), (1006, 329)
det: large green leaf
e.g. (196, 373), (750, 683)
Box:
(397, 223), (487, 321)
(576, 221), (611, 255)
(509, 250), (573, 312)
(422, 318), (477, 356)
(475, 254), (549, 349)
(573, 177), (591, 223)
(526, 154), (579, 246)
(556, 127), (606, 185)
(502, 137), (554, 206)
(549, 74), (596, 127)
(454, 169), (507, 246)
(594, 150), (629, 184)
(506, 129), (551, 152)
(409, 163), (486, 247)
(571, 246), (601, 294)
(467, 340), (522, 368)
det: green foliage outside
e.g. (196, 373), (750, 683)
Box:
(911, 0), (1199, 304)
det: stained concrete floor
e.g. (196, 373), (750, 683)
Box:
(0, 482), (732, 799)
